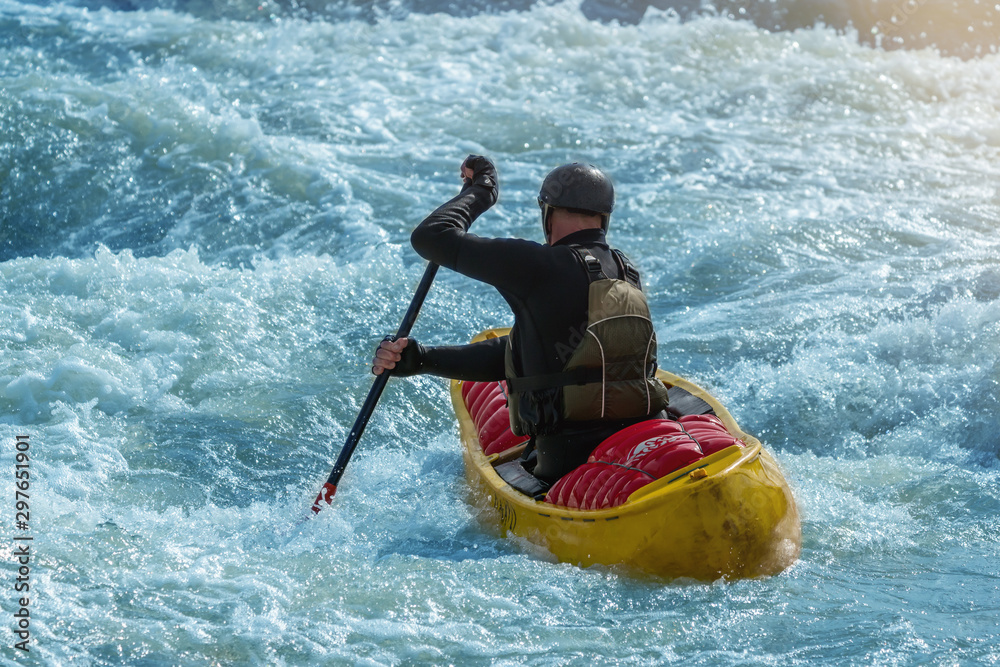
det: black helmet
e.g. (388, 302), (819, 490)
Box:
(537, 163), (615, 232)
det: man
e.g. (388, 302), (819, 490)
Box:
(373, 155), (669, 483)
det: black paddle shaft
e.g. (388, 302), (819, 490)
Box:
(311, 262), (440, 514)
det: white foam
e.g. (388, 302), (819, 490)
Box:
(3, 1), (1000, 662)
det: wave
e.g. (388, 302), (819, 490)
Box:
(4, 0), (998, 266)
(586, 0), (1000, 58)
(45, 0), (1000, 57)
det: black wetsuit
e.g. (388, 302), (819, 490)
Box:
(410, 179), (661, 482)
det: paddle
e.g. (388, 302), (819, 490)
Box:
(310, 261), (440, 515)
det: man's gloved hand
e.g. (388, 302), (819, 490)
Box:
(372, 336), (426, 376)
(460, 154), (498, 206)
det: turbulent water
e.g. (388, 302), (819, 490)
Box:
(2, 0), (999, 663)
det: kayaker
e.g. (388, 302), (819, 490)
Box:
(372, 155), (670, 484)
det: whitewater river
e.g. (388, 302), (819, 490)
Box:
(2, 0), (998, 663)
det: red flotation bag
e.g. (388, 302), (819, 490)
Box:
(462, 380), (529, 455)
(462, 381), (743, 509)
(545, 415), (742, 510)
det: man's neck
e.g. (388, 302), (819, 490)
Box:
(551, 227), (607, 247)
(546, 209), (605, 245)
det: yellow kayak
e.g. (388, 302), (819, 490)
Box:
(450, 329), (802, 581)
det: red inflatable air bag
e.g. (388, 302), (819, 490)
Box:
(545, 414), (742, 510)
(461, 380), (529, 456)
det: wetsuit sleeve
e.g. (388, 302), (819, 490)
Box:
(411, 186), (557, 297)
(409, 175), (497, 269)
(421, 335), (506, 381)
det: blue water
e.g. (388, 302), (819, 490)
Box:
(2, 0), (999, 663)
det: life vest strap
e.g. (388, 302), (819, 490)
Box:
(612, 248), (641, 288)
(571, 245), (641, 289)
(507, 366), (603, 393)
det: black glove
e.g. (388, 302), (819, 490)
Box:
(376, 335), (427, 377)
(461, 154), (498, 206)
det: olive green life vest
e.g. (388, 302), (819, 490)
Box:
(505, 247), (670, 436)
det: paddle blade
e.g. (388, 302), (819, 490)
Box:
(311, 482), (338, 514)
